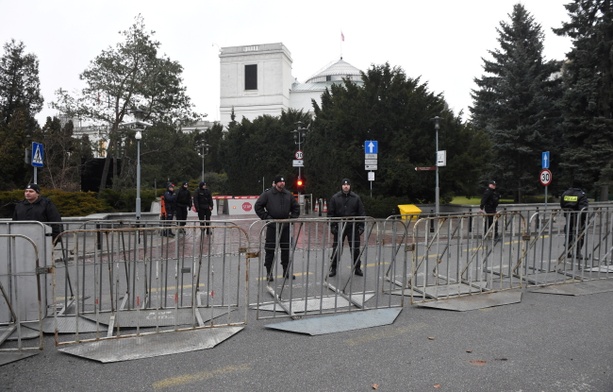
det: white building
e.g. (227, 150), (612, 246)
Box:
(73, 42), (362, 153)
(219, 42), (363, 126)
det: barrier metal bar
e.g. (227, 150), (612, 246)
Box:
(254, 217), (404, 321)
(411, 212), (528, 304)
(409, 207), (613, 305)
(52, 222), (248, 347)
(381, 216), (412, 297)
(0, 234), (44, 352)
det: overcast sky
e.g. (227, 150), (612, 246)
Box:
(2, 0), (572, 125)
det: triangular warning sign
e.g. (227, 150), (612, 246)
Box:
(33, 145), (43, 165)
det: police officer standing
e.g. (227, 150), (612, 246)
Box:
(328, 178), (366, 277)
(162, 183), (177, 237)
(254, 175), (300, 282)
(560, 182), (589, 258)
(194, 181), (214, 235)
(13, 183), (63, 243)
(480, 180), (500, 240)
(176, 182), (192, 234)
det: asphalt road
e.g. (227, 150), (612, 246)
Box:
(1, 287), (612, 392)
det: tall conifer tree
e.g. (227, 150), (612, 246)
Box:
(554, 0), (613, 200)
(471, 4), (562, 202)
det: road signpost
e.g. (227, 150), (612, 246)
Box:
(540, 152), (552, 208)
(539, 169), (552, 187)
(365, 140), (378, 197)
(31, 142), (44, 183)
(542, 151), (550, 169)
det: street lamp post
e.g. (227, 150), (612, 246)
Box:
(121, 118), (151, 221)
(199, 142), (210, 182)
(135, 129), (142, 220)
(292, 121), (307, 184)
(433, 116), (440, 217)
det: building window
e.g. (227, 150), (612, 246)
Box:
(245, 64), (257, 90)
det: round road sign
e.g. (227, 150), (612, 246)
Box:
(295, 150), (303, 160)
(539, 169), (552, 186)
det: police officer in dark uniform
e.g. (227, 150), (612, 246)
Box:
(194, 181), (214, 234)
(255, 175), (300, 282)
(328, 178), (366, 277)
(13, 183), (63, 243)
(560, 182), (589, 258)
(480, 180), (500, 240)
(162, 183), (177, 237)
(176, 182), (192, 234)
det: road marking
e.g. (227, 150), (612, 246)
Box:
(152, 363), (251, 390)
(344, 322), (429, 346)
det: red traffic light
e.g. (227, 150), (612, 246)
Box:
(297, 178), (303, 187)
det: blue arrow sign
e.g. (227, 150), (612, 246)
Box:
(31, 142), (44, 168)
(365, 140), (378, 155)
(542, 151), (550, 169)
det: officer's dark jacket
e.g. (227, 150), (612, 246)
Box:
(255, 187), (300, 220)
(13, 196), (63, 239)
(193, 186), (213, 211)
(164, 190), (177, 213)
(328, 191), (366, 231)
(560, 187), (589, 211)
(480, 187), (500, 213)
(176, 187), (192, 208)
(328, 191), (365, 218)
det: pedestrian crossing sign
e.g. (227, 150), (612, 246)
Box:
(31, 142), (44, 168)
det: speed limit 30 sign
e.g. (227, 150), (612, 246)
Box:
(539, 169), (552, 186)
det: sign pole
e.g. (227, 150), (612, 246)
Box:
(31, 141), (44, 184)
(364, 140), (378, 198)
(433, 117), (440, 216)
(539, 167), (553, 208)
(541, 152), (551, 209)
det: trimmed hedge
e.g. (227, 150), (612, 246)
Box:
(0, 189), (108, 218)
(362, 195), (413, 219)
(2, 187), (442, 220)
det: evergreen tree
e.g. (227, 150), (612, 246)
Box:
(554, 0), (613, 200)
(0, 40), (43, 190)
(471, 4), (562, 202)
(203, 122), (225, 174)
(308, 63), (485, 202)
(0, 109), (33, 189)
(219, 110), (310, 195)
(0, 39), (43, 126)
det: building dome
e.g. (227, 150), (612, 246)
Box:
(305, 58), (362, 84)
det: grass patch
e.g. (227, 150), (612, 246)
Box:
(450, 196), (514, 205)
(450, 196), (480, 205)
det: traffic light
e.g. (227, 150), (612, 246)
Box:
(296, 176), (304, 193)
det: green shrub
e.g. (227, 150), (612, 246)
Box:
(0, 188), (111, 218)
(98, 188), (162, 213)
(362, 195), (411, 219)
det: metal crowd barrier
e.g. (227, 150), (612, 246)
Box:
(2, 206), (613, 360)
(408, 207), (613, 305)
(0, 233), (45, 355)
(51, 220), (249, 356)
(252, 217), (407, 321)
